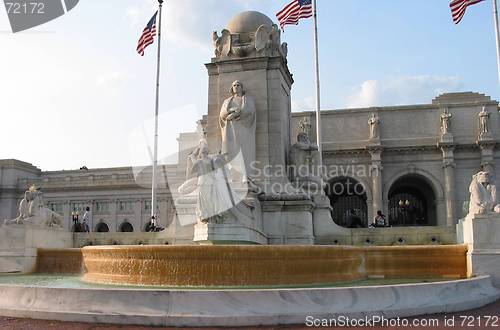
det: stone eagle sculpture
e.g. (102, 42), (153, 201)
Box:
(212, 29), (231, 57)
(212, 22), (288, 60)
(255, 24), (280, 54)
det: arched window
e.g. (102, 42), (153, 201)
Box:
(119, 221), (134, 232)
(325, 177), (368, 228)
(95, 222), (109, 233)
(388, 174), (437, 226)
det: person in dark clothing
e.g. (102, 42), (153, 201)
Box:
(371, 210), (387, 227)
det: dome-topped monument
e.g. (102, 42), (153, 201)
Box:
(213, 11), (287, 60)
(226, 11), (274, 34)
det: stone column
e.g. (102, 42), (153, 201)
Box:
(63, 201), (71, 232)
(158, 198), (168, 228)
(110, 199), (117, 233)
(439, 144), (456, 227)
(368, 147), (384, 218)
(133, 199), (142, 232)
(90, 200), (95, 233)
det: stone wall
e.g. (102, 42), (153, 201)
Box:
(292, 92), (499, 227)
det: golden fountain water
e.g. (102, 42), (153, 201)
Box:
(79, 245), (468, 287)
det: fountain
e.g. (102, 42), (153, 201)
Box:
(79, 245), (469, 287)
(0, 10), (499, 328)
(0, 243), (498, 327)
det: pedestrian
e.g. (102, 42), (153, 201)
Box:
(82, 207), (91, 233)
(371, 210), (387, 227)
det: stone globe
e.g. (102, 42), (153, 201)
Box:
(226, 11), (274, 34)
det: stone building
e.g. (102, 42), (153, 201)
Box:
(1, 11), (498, 246)
(0, 160), (177, 234)
(1, 92), (497, 238)
(291, 92), (499, 230)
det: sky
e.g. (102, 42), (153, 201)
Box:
(0, 0), (499, 171)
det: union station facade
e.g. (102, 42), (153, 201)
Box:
(1, 91), (497, 240)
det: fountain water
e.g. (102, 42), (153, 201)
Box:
(80, 245), (468, 287)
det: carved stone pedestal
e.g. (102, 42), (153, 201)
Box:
(311, 194), (351, 244)
(189, 190), (267, 245)
(193, 222), (267, 245)
(260, 195), (315, 245)
(174, 197), (198, 228)
(458, 214), (500, 288)
(0, 224), (72, 273)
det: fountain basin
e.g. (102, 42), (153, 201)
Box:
(0, 274), (498, 327)
(81, 245), (468, 287)
(0, 244), (496, 327)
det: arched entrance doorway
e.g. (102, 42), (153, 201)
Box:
(326, 177), (368, 227)
(119, 221), (134, 232)
(388, 174), (437, 226)
(95, 222), (110, 233)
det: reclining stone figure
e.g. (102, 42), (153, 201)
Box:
(3, 186), (63, 228)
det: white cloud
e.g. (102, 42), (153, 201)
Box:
(126, 0), (272, 52)
(0, 32), (132, 170)
(96, 72), (130, 88)
(126, 1), (157, 28)
(346, 75), (463, 108)
(128, 104), (200, 168)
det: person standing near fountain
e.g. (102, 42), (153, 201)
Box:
(82, 207), (91, 233)
(219, 80), (256, 181)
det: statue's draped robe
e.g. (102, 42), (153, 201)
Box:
(193, 157), (234, 221)
(219, 95), (256, 177)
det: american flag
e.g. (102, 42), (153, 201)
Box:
(450, 0), (485, 24)
(276, 0), (313, 30)
(137, 11), (158, 56)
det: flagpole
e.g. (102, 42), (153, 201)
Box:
(151, 0), (163, 227)
(312, 0), (323, 174)
(492, 0), (500, 87)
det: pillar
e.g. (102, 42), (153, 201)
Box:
(368, 147), (384, 218)
(440, 144), (456, 227)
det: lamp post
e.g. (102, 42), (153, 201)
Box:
(398, 199), (410, 209)
(398, 199), (411, 225)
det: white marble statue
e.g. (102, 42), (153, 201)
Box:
(219, 80), (256, 179)
(479, 107), (490, 135)
(179, 141), (235, 224)
(298, 117), (312, 137)
(4, 186), (63, 228)
(468, 170), (500, 217)
(195, 143), (234, 223)
(440, 108), (452, 135)
(368, 113), (380, 140)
